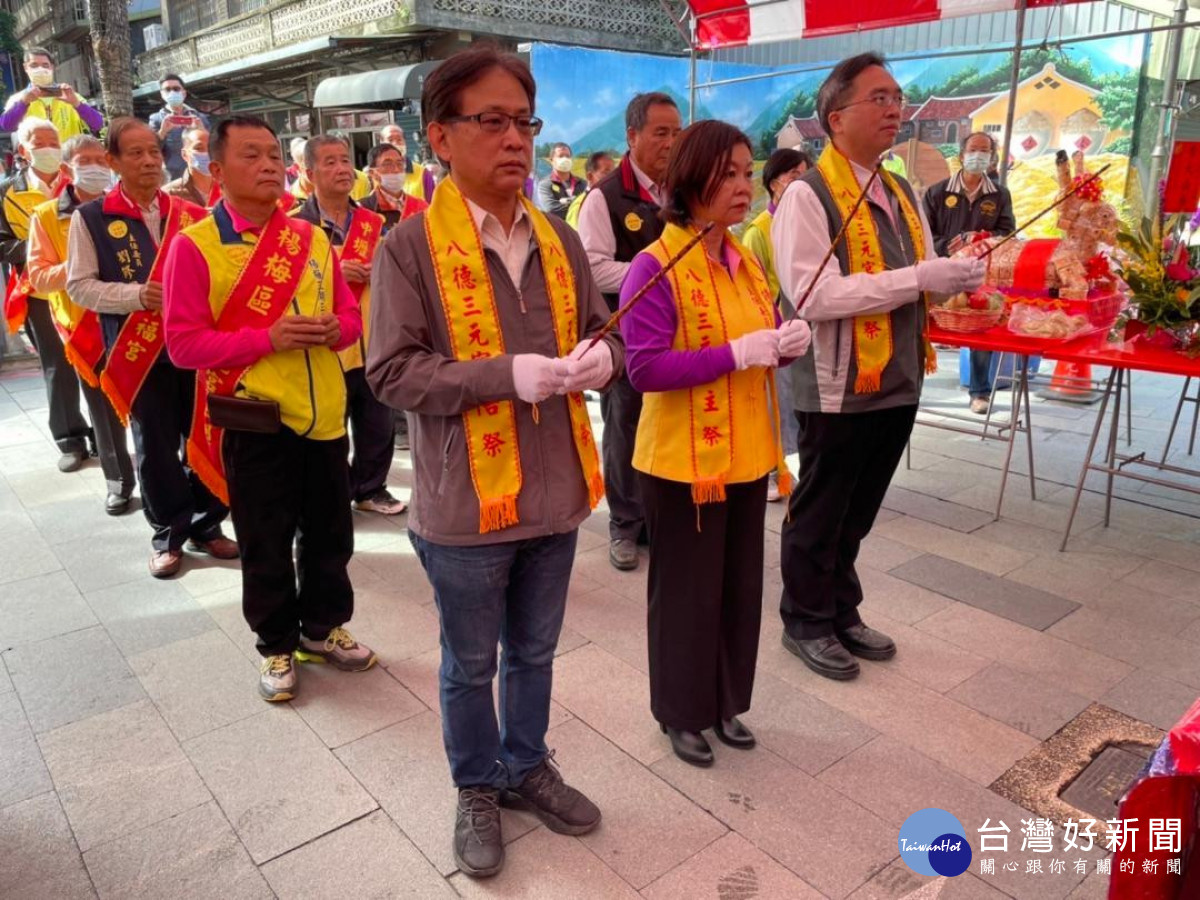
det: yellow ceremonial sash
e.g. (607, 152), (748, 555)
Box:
(814, 145), (931, 393)
(424, 178), (603, 534)
(645, 223), (792, 505)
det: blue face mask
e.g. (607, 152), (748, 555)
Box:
(163, 90), (184, 108)
(190, 152), (210, 176)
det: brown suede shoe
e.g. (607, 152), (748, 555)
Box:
(187, 535), (240, 560)
(149, 549), (183, 579)
(501, 752), (601, 835)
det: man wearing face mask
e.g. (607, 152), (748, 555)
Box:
(26, 135), (136, 513)
(0, 118), (99, 475)
(148, 75), (211, 181)
(923, 131), (1014, 414)
(536, 143), (584, 220)
(164, 127), (216, 207)
(361, 142), (427, 233)
(0, 47), (102, 139)
(377, 123), (434, 201)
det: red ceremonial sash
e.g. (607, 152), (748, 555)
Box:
(55, 309), (106, 389)
(1012, 238), (1060, 292)
(206, 181), (222, 209)
(338, 206), (383, 303)
(187, 210), (313, 505)
(3, 268), (30, 334)
(100, 197), (208, 425)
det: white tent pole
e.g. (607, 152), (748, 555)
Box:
(998, 0), (1026, 188)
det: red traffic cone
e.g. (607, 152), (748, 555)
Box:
(1038, 359), (1100, 404)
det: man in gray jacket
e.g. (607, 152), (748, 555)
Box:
(772, 53), (983, 681)
(366, 47), (622, 880)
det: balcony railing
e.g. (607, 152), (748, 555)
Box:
(52, 0), (89, 40)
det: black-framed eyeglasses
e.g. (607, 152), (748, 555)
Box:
(443, 112), (544, 136)
(836, 92), (906, 112)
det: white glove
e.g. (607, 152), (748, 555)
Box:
(915, 256), (986, 295)
(561, 339), (614, 393)
(729, 329), (780, 370)
(776, 319), (812, 358)
(512, 354), (569, 404)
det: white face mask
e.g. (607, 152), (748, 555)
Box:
(28, 146), (61, 175)
(378, 172), (405, 194)
(72, 163), (112, 195)
(163, 90), (185, 108)
(552, 156), (573, 174)
(28, 66), (54, 87)
(962, 151), (991, 175)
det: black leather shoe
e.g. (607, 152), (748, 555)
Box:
(836, 623), (897, 661)
(781, 632), (860, 680)
(714, 716), (756, 749)
(105, 492), (131, 516)
(660, 723), (714, 767)
(454, 787), (504, 878)
(501, 752), (600, 835)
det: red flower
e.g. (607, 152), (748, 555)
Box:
(1165, 261), (1198, 283)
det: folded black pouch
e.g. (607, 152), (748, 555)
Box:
(207, 394), (281, 434)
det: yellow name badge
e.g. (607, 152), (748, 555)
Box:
(944, 195), (958, 209)
(624, 212), (643, 232)
(107, 220), (129, 239)
(980, 199), (997, 218)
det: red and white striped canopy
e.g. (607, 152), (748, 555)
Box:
(688, 0), (1085, 48)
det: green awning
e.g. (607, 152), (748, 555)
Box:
(312, 60), (441, 109)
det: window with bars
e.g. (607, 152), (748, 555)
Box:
(227, 0), (267, 16)
(171, 0), (225, 37)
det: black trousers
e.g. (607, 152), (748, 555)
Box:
(344, 367), (394, 502)
(223, 428), (354, 657)
(779, 404), (917, 640)
(25, 296), (134, 494)
(641, 473), (767, 732)
(599, 371), (644, 542)
(129, 362), (227, 552)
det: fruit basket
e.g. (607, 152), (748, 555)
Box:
(929, 306), (1006, 333)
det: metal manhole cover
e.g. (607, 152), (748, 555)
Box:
(1058, 744), (1151, 820)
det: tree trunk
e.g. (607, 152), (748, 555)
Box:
(89, 0), (133, 120)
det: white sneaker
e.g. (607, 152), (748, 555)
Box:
(353, 488), (407, 516)
(295, 627), (378, 672)
(259, 654), (297, 702)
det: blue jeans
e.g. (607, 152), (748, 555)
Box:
(968, 350), (998, 400)
(409, 529), (578, 788)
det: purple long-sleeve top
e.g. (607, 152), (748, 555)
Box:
(619, 240), (783, 393)
(0, 97), (103, 132)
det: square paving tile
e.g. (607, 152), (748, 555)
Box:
(843, 610), (991, 694)
(1099, 669), (1199, 732)
(0, 525), (62, 586)
(183, 707), (377, 864)
(651, 745), (895, 900)
(0, 570), (97, 647)
(857, 566), (955, 626)
(39, 699), (211, 852)
(449, 825), (641, 899)
(856, 533), (926, 574)
(561, 586), (648, 674)
(82, 802), (270, 900)
(83, 579), (218, 657)
(846, 859), (1010, 899)
(547, 718), (727, 890)
(1047, 607), (1200, 690)
(56, 528), (154, 594)
(641, 831), (824, 899)
(873, 517), (1034, 577)
(343, 585), (443, 668)
(890, 555), (1079, 631)
(883, 486), (996, 533)
(128, 630), (263, 742)
(0, 690), (51, 809)
(260, 810), (456, 899)
(290, 661), (425, 749)
(335, 711), (539, 876)
(947, 663), (1092, 740)
(3, 626), (146, 734)
(0, 792), (96, 899)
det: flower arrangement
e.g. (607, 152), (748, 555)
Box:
(1113, 213), (1200, 352)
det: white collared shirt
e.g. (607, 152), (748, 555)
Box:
(577, 155), (661, 294)
(465, 195), (531, 289)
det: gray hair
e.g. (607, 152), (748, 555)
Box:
(303, 134), (348, 171)
(16, 116), (58, 149)
(62, 134), (104, 161)
(816, 52), (887, 135)
(625, 92), (677, 134)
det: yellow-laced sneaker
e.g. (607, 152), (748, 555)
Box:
(295, 627), (377, 672)
(259, 654), (297, 702)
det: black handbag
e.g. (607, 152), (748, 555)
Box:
(207, 394), (281, 434)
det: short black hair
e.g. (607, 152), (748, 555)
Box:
(367, 142), (403, 169)
(304, 134), (348, 170)
(626, 92), (677, 134)
(551, 142), (571, 156)
(160, 73), (186, 89)
(816, 52), (887, 135)
(422, 44), (535, 125)
(762, 148), (812, 191)
(209, 115), (277, 164)
(23, 47), (54, 65)
(584, 151), (613, 175)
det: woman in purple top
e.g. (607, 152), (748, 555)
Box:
(619, 120), (812, 768)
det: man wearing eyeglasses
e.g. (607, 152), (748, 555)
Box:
(771, 53), (984, 682)
(366, 46), (623, 879)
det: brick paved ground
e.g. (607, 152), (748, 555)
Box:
(2, 348), (1198, 899)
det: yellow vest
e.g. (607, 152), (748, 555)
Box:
(338, 281), (370, 371)
(31, 196), (88, 331)
(741, 209), (780, 301)
(4, 183), (51, 299)
(632, 236), (781, 487)
(403, 164), (429, 202)
(184, 215), (348, 440)
(23, 98), (91, 140)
